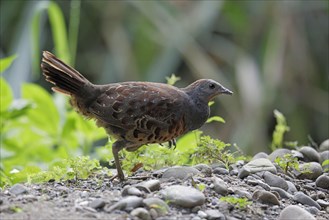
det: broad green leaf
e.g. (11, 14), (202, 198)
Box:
(0, 55), (17, 73)
(22, 83), (59, 137)
(48, 1), (71, 64)
(0, 77), (13, 112)
(206, 116), (225, 124)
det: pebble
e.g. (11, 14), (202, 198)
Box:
(161, 166), (200, 180)
(122, 186), (143, 197)
(89, 199), (106, 209)
(293, 192), (321, 210)
(252, 152), (268, 160)
(297, 162), (323, 180)
(262, 171), (288, 191)
(213, 177), (228, 195)
(9, 184), (28, 195)
(160, 185), (205, 208)
(320, 150), (329, 170)
(317, 199), (329, 207)
(238, 158), (277, 179)
(130, 207), (151, 220)
(319, 139), (329, 152)
(136, 179), (160, 192)
(193, 164), (212, 177)
(278, 205), (315, 220)
(270, 187), (292, 199)
(268, 149), (291, 162)
(104, 196), (143, 212)
(197, 210), (207, 218)
(204, 209), (225, 220)
(233, 189), (252, 200)
(252, 190), (280, 205)
(315, 174), (329, 189)
(298, 146), (320, 162)
(213, 167), (229, 175)
(286, 181), (297, 194)
(143, 197), (169, 216)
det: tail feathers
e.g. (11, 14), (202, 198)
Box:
(41, 51), (89, 96)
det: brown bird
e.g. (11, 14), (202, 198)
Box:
(41, 51), (232, 181)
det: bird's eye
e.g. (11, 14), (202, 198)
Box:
(208, 83), (215, 89)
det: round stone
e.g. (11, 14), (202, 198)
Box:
(238, 158), (277, 179)
(319, 139), (329, 152)
(293, 192), (321, 210)
(297, 162), (323, 180)
(262, 171), (288, 191)
(160, 185), (205, 208)
(315, 174), (329, 189)
(252, 190), (280, 205)
(161, 166), (200, 180)
(279, 205), (315, 220)
(298, 146), (320, 162)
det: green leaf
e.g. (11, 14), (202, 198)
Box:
(0, 77), (13, 112)
(166, 74), (181, 86)
(48, 1), (71, 64)
(22, 83), (59, 137)
(0, 55), (17, 73)
(206, 116), (225, 124)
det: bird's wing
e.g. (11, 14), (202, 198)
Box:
(88, 82), (188, 142)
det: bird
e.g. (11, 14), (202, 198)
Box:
(41, 51), (233, 181)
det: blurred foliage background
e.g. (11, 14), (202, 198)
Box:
(1, 0), (328, 158)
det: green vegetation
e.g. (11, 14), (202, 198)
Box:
(220, 196), (251, 209)
(274, 154), (300, 174)
(271, 109), (291, 151)
(322, 160), (329, 172)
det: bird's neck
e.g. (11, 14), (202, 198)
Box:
(187, 98), (210, 131)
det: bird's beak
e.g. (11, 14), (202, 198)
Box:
(219, 85), (233, 95)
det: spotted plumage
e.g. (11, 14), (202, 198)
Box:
(41, 51), (233, 181)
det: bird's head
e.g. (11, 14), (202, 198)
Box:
(184, 79), (233, 102)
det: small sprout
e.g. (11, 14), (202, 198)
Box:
(274, 153), (300, 174)
(166, 74), (181, 86)
(271, 109), (290, 151)
(220, 196), (251, 209)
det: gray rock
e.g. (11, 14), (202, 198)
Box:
(143, 197), (169, 216)
(252, 190), (280, 205)
(130, 207), (151, 220)
(252, 152), (268, 160)
(213, 177), (228, 195)
(162, 166), (200, 180)
(213, 167), (229, 175)
(279, 205), (315, 220)
(320, 150), (329, 170)
(298, 146), (320, 162)
(286, 181), (298, 194)
(104, 196), (143, 212)
(268, 149), (291, 162)
(297, 162), (323, 180)
(122, 186), (143, 197)
(263, 171), (288, 191)
(89, 199), (106, 209)
(136, 179), (161, 192)
(160, 185), (205, 208)
(270, 187), (292, 199)
(238, 158), (277, 179)
(315, 174), (329, 189)
(9, 184), (28, 195)
(317, 199), (329, 207)
(290, 150), (304, 160)
(193, 164), (212, 177)
(293, 192), (321, 210)
(233, 189), (252, 200)
(319, 139), (329, 152)
(197, 210), (207, 218)
(204, 209), (225, 220)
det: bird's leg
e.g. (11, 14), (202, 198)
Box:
(168, 139), (177, 149)
(112, 140), (126, 181)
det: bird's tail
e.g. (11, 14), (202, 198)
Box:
(41, 51), (90, 96)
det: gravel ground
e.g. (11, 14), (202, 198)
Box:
(1, 145), (329, 220)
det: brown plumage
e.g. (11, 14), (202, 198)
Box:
(41, 51), (233, 181)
